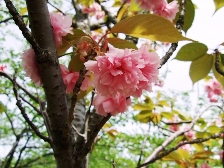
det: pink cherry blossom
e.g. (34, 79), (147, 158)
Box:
(184, 129), (195, 139)
(200, 163), (212, 168)
(180, 144), (192, 152)
(50, 12), (73, 46)
(84, 45), (160, 97)
(21, 48), (42, 86)
(218, 150), (223, 161)
(0, 65), (6, 72)
(205, 79), (223, 103)
(153, 1), (179, 20)
(82, 3), (105, 19)
(93, 93), (131, 116)
(136, 0), (166, 11)
(60, 64), (91, 94)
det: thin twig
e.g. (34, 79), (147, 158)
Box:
(214, 49), (224, 76)
(47, 1), (66, 15)
(159, 0), (185, 67)
(19, 95), (41, 115)
(137, 124), (151, 166)
(12, 77), (52, 144)
(4, 0), (42, 54)
(138, 131), (224, 167)
(0, 15), (28, 24)
(13, 136), (32, 168)
(141, 105), (212, 167)
(0, 72), (41, 103)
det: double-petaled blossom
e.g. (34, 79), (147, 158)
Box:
(84, 45), (160, 116)
(93, 93), (131, 116)
(153, 1), (179, 20)
(135, 0), (179, 20)
(205, 79), (223, 102)
(84, 45), (160, 98)
(21, 48), (42, 86)
(60, 64), (91, 94)
(50, 12), (73, 46)
(82, 2), (105, 19)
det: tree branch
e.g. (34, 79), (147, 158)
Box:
(12, 77), (52, 144)
(0, 15), (28, 24)
(4, 0), (42, 54)
(159, 0), (185, 67)
(138, 131), (224, 167)
(214, 49), (224, 76)
(75, 115), (111, 160)
(0, 72), (41, 103)
(141, 105), (211, 167)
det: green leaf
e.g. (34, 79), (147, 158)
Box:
(189, 54), (213, 84)
(161, 112), (174, 120)
(196, 132), (211, 138)
(0, 101), (6, 113)
(212, 54), (224, 87)
(213, 0), (224, 12)
(192, 151), (214, 159)
(193, 143), (204, 152)
(174, 0), (195, 32)
(220, 53), (224, 66)
(68, 53), (84, 72)
(151, 113), (161, 124)
(183, 0), (195, 32)
(206, 125), (221, 134)
(157, 100), (169, 107)
(76, 0), (94, 6)
(20, 7), (27, 15)
(173, 110), (192, 121)
(107, 38), (137, 49)
(133, 103), (154, 111)
(110, 14), (192, 43)
(175, 43), (208, 61)
(57, 29), (86, 56)
(136, 110), (152, 123)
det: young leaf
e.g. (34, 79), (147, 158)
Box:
(213, 0), (224, 13)
(68, 53), (84, 72)
(0, 101), (6, 114)
(57, 29), (86, 56)
(136, 110), (152, 123)
(161, 112), (174, 120)
(107, 38), (137, 49)
(206, 125), (221, 134)
(175, 43), (208, 61)
(174, 0), (195, 33)
(133, 103), (154, 111)
(212, 54), (224, 87)
(189, 54), (213, 84)
(220, 53), (224, 66)
(110, 14), (192, 42)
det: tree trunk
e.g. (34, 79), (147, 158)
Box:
(25, 0), (74, 167)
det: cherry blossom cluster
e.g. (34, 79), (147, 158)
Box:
(82, 2), (105, 20)
(21, 12), (73, 87)
(205, 79), (223, 102)
(125, 0), (179, 21)
(85, 45), (160, 116)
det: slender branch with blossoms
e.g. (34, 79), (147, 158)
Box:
(138, 131), (224, 167)
(141, 105), (213, 167)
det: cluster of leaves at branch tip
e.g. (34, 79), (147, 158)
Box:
(175, 41), (224, 89)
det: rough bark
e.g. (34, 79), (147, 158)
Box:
(25, 1), (74, 167)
